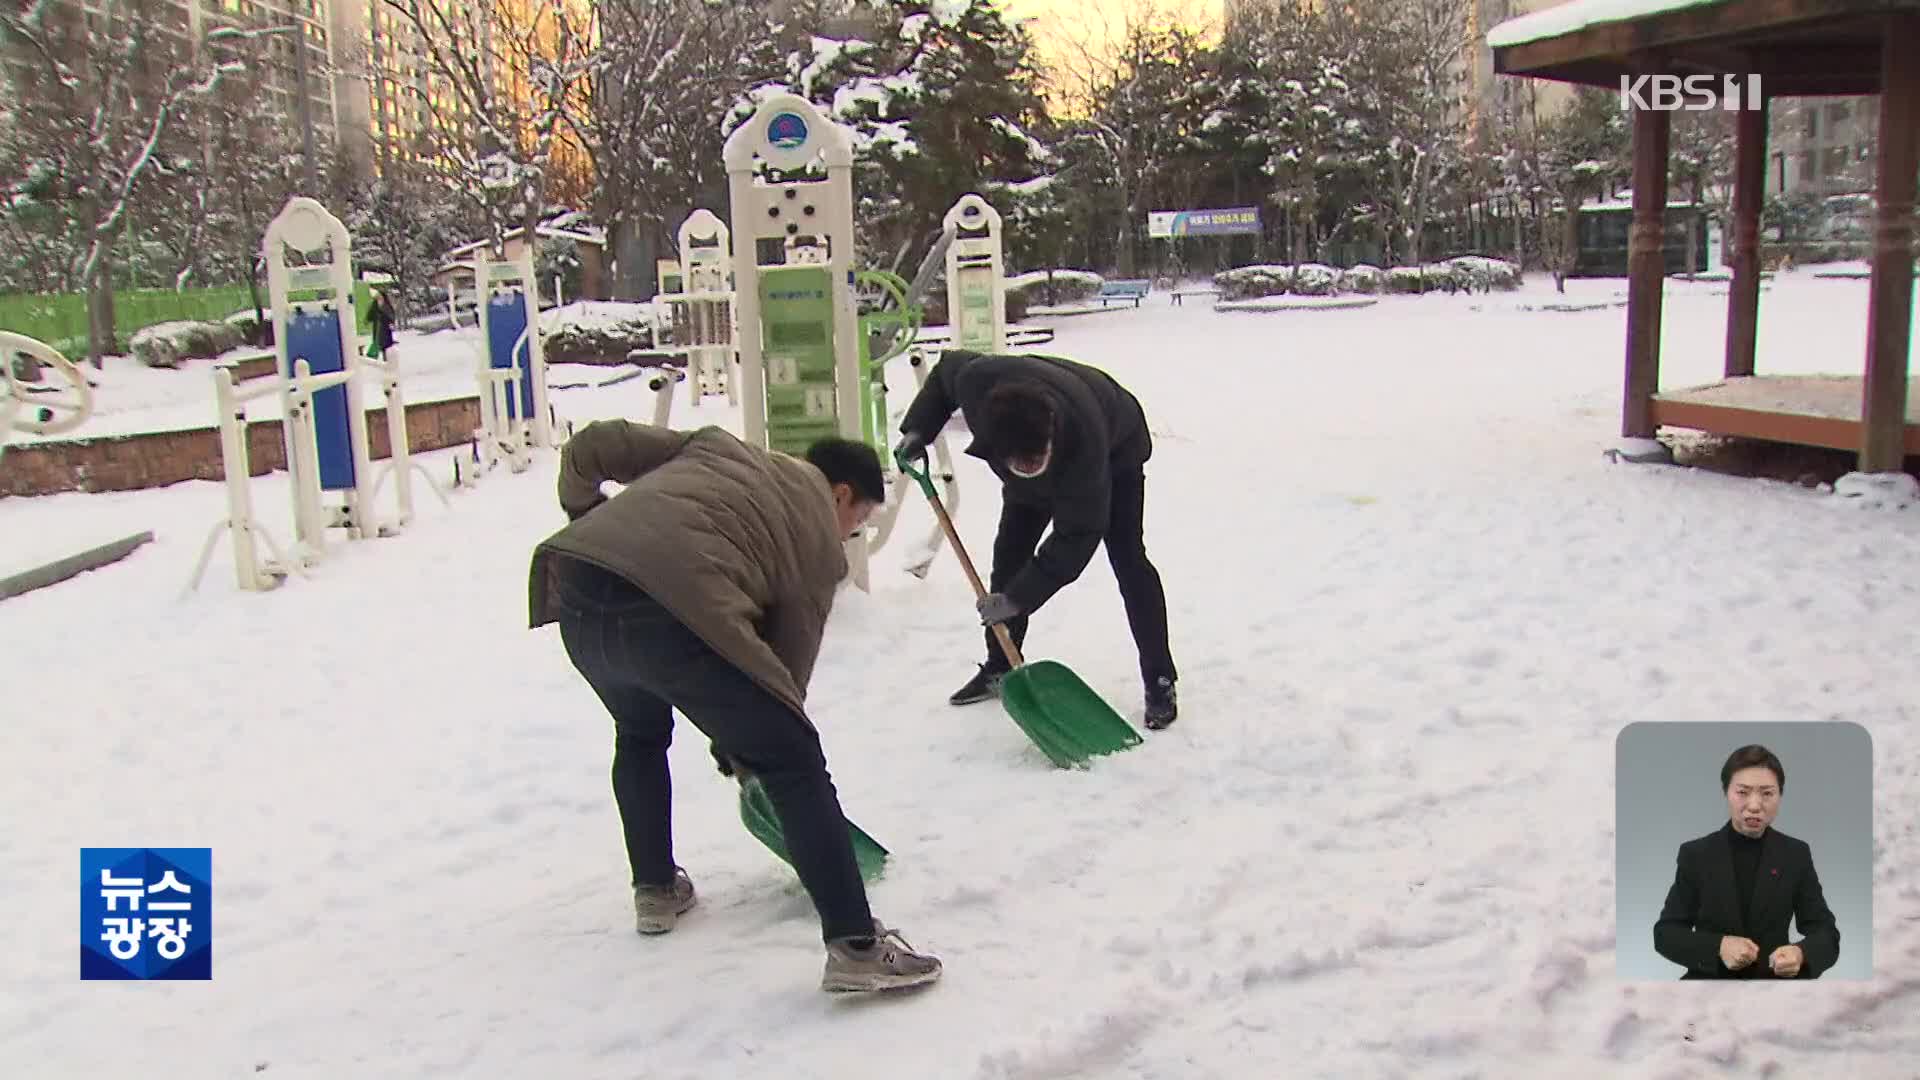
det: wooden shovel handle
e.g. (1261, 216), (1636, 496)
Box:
(920, 473), (1025, 669)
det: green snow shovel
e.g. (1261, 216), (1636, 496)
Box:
(737, 774), (890, 883)
(898, 452), (1144, 769)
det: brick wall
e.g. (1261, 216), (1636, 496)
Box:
(1, 396), (483, 499)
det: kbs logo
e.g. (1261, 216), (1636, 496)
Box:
(1619, 74), (1763, 111)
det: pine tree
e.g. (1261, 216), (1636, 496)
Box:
(752, 0), (1051, 271)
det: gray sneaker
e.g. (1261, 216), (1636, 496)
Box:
(821, 919), (943, 993)
(633, 868), (696, 935)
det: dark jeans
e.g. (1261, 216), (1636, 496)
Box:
(985, 465), (1176, 685)
(549, 556), (873, 942)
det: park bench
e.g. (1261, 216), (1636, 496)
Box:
(1096, 279), (1151, 307)
(1169, 288), (1219, 306)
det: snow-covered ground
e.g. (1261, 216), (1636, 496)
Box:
(3, 269), (1918, 1077)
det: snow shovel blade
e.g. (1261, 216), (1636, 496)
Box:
(998, 660), (1143, 769)
(738, 776), (889, 882)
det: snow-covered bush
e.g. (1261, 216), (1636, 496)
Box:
(129, 320), (245, 368)
(1006, 269), (1102, 306)
(540, 301), (658, 365)
(1446, 256), (1522, 291)
(1214, 264), (1295, 299)
(1289, 263), (1340, 296)
(1386, 265), (1456, 294)
(223, 309), (267, 346)
(1339, 265), (1386, 294)
(535, 237), (585, 303)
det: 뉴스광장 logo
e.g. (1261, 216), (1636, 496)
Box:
(80, 848), (212, 980)
(767, 111), (809, 150)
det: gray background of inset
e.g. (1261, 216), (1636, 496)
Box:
(1615, 721), (1873, 980)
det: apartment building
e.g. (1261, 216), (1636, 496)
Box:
(1768, 96), (1877, 198)
(89, 0), (501, 178)
(355, 0), (511, 176)
(1467, 0), (1572, 133)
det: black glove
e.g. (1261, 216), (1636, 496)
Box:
(566, 495), (606, 522)
(977, 592), (1021, 625)
(893, 431), (928, 468)
(712, 745), (746, 779)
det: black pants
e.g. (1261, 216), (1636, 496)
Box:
(549, 556), (873, 942)
(985, 465), (1176, 685)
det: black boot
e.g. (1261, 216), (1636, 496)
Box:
(1145, 676), (1177, 730)
(949, 663), (1008, 706)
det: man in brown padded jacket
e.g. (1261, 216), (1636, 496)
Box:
(528, 419), (941, 994)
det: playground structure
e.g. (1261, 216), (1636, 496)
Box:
(1, 330), (95, 463)
(654, 209), (739, 406)
(943, 194), (1007, 353)
(863, 192), (1016, 576)
(723, 93), (882, 587)
(189, 197), (445, 593)
(459, 246), (557, 486)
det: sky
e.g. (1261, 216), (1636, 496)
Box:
(995, 0), (1228, 73)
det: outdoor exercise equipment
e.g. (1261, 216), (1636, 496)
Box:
(902, 451), (1143, 768)
(459, 246), (556, 486)
(943, 194), (1007, 353)
(623, 349), (690, 427)
(655, 209), (738, 405)
(723, 92), (879, 588)
(0, 330), (94, 465)
(188, 197), (443, 593)
(856, 262), (962, 577)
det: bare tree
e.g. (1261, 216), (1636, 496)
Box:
(380, 0), (592, 257)
(1363, 0), (1475, 265)
(568, 0), (781, 298)
(1045, 0), (1218, 275)
(1, 0), (269, 363)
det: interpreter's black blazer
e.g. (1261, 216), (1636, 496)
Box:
(1652, 825), (1840, 979)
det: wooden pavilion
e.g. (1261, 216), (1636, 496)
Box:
(1491, 0), (1919, 471)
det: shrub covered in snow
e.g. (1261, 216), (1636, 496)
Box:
(1339, 265), (1386, 294)
(1214, 265), (1296, 299)
(1289, 263), (1340, 296)
(1386, 265), (1459, 294)
(1219, 259), (1521, 300)
(129, 320), (245, 368)
(223, 309), (268, 346)
(1006, 269), (1103, 306)
(540, 302), (658, 365)
(1446, 256), (1523, 291)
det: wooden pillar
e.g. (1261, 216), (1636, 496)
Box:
(1725, 97), (1768, 378)
(1622, 78), (1672, 439)
(1860, 16), (1919, 472)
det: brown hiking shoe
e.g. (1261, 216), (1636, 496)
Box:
(633, 868), (696, 934)
(821, 919), (943, 993)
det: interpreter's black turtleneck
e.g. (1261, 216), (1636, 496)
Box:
(1726, 820), (1766, 928)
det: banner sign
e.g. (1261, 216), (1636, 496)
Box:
(1147, 207), (1261, 237)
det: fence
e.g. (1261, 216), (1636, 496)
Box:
(0, 284), (260, 356)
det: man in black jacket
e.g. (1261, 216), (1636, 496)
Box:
(1652, 744), (1840, 979)
(894, 349), (1178, 729)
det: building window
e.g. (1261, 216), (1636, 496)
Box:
(1803, 110), (1817, 139)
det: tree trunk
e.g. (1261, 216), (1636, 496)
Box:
(613, 217), (648, 300)
(86, 257), (117, 368)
